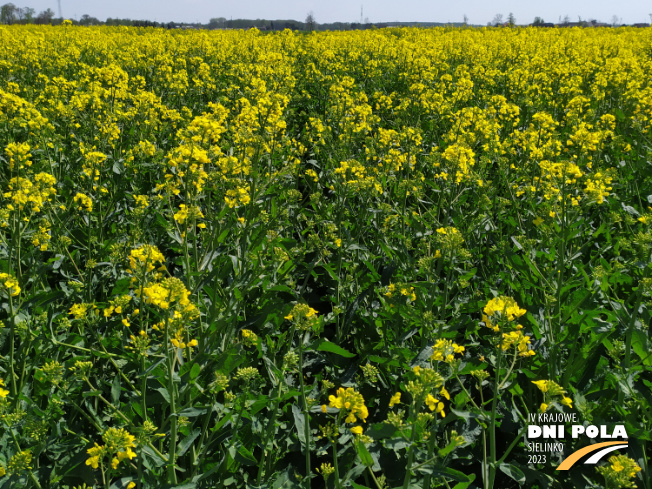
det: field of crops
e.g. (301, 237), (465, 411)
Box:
(0, 23), (651, 489)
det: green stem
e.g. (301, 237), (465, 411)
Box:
(332, 437), (342, 489)
(258, 377), (284, 484)
(497, 349), (518, 390)
(421, 423), (439, 489)
(17, 333), (32, 405)
(495, 426), (527, 465)
(8, 295), (18, 402)
(401, 401), (420, 489)
(298, 333), (312, 487)
(165, 317), (179, 484)
(367, 467), (385, 489)
(487, 349), (503, 489)
(193, 392), (217, 473)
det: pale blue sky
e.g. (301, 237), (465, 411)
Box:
(17, 0), (652, 25)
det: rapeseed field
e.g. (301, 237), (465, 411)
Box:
(0, 24), (650, 489)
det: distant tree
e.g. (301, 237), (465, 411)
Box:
(305, 11), (316, 31)
(23, 6), (34, 22)
(208, 17), (225, 29)
(562, 15), (570, 24)
(79, 14), (100, 25)
(611, 15), (620, 27)
(0, 3), (17, 24)
(491, 13), (503, 26)
(463, 14), (468, 25)
(507, 12), (516, 26)
(36, 8), (55, 24)
(533, 16), (545, 26)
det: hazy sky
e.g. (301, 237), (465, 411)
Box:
(17, 0), (652, 26)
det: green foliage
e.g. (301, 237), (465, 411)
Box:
(0, 24), (650, 489)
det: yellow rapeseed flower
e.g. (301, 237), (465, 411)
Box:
(328, 387), (369, 423)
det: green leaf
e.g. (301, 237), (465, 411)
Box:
(499, 463), (526, 484)
(367, 423), (398, 440)
(355, 441), (374, 467)
(291, 404), (306, 448)
(176, 407), (207, 418)
(141, 445), (166, 467)
(110, 278), (131, 297)
(451, 475), (476, 489)
(235, 444), (258, 466)
(177, 428), (201, 457)
(631, 329), (652, 366)
(415, 465), (473, 482)
(317, 340), (356, 358)
(110, 376), (121, 405)
(132, 402), (144, 420)
(351, 482), (373, 489)
(190, 363), (201, 380)
(154, 387), (170, 403)
(22, 290), (65, 310)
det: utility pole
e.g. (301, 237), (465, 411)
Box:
(57, 0), (62, 18)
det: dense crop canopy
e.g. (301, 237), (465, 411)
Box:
(0, 24), (650, 489)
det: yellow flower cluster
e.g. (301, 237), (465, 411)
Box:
(0, 378), (9, 398)
(597, 455), (642, 489)
(31, 221), (52, 251)
(86, 427), (137, 471)
(224, 186), (251, 208)
(285, 303), (320, 331)
(127, 244), (165, 275)
(384, 283), (417, 302)
(389, 392), (401, 407)
(430, 339), (465, 363)
(532, 380), (572, 412)
(5, 142), (32, 170)
(173, 203), (204, 226)
(4, 173), (57, 213)
(0, 272), (20, 297)
(406, 366), (449, 417)
(140, 277), (191, 311)
(3, 450), (32, 475)
(584, 169), (615, 204)
(80, 149), (107, 182)
(441, 144), (475, 184)
(483, 296), (527, 331)
(241, 329), (258, 347)
(73, 192), (93, 212)
(501, 329), (535, 357)
(103, 294), (132, 318)
(327, 387), (369, 424)
(69, 303), (97, 320)
(425, 390), (448, 416)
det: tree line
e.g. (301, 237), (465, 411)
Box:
(0, 2), (459, 30)
(2, 3), (648, 30)
(1, 2), (56, 24)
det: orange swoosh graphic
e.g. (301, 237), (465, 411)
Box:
(557, 441), (628, 470)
